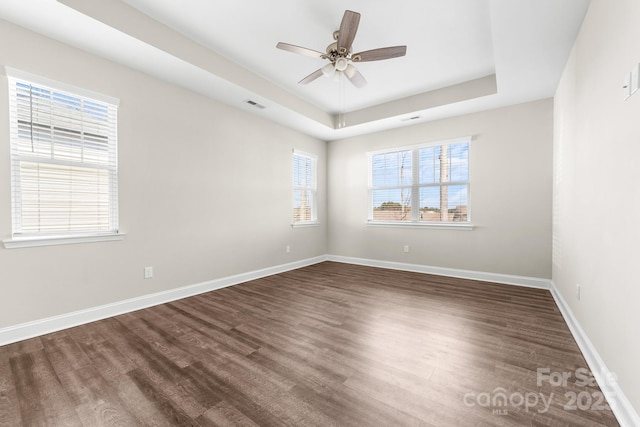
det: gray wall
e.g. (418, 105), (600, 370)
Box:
(3, 1), (638, 419)
(328, 99), (553, 279)
(0, 20), (327, 329)
(553, 0), (640, 413)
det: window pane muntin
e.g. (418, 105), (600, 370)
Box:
(372, 187), (412, 221)
(448, 142), (469, 182)
(293, 154), (313, 188)
(419, 142), (469, 184)
(18, 162), (112, 234)
(419, 184), (468, 222)
(8, 73), (118, 237)
(418, 145), (440, 184)
(445, 184), (469, 222)
(293, 188), (313, 222)
(369, 138), (470, 224)
(292, 151), (317, 224)
(16, 122), (113, 166)
(371, 150), (412, 188)
(14, 82), (114, 167)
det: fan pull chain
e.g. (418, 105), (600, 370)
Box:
(338, 74), (346, 129)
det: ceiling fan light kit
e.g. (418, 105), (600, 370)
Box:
(276, 10), (407, 88)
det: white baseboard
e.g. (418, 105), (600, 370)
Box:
(0, 254), (547, 347)
(327, 255), (552, 289)
(0, 255), (328, 346)
(2, 254), (636, 426)
(549, 282), (640, 427)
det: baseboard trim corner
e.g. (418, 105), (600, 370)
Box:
(0, 255), (328, 346)
(326, 254), (551, 289)
(549, 281), (640, 427)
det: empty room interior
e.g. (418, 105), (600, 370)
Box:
(1, 0), (639, 426)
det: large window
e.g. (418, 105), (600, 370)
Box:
(292, 150), (318, 225)
(6, 69), (119, 243)
(368, 137), (470, 225)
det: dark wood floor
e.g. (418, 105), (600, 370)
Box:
(0, 262), (620, 426)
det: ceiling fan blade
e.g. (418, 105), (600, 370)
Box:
(276, 42), (325, 59)
(344, 64), (367, 88)
(337, 10), (360, 54)
(352, 46), (407, 62)
(298, 68), (324, 85)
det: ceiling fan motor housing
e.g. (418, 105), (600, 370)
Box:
(326, 42), (351, 59)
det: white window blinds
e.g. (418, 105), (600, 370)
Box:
(293, 150), (317, 224)
(7, 69), (119, 238)
(368, 137), (470, 224)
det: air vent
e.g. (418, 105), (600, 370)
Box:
(244, 99), (266, 109)
(400, 115), (422, 122)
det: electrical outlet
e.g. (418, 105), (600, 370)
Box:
(576, 283), (580, 300)
(286, 245), (291, 253)
(403, 245), (409, 253)
(144, 266), (153, 279)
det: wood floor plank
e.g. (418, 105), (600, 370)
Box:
(0, 262), (622, 426)
(64, 321), (109, 347)
(56, 365), (139, 426)
(162, 302), (260, 355)
(0, 354), (22, 427)
(343, 369), (499, 426)
(185, 362), (293, 426)
(2, 337), (43, 359)
(41, 332), (93, 374)
(108, 319), (219, 418)
(78, 340), (177, 427)
(127, 368), (199, 426)
(196, 400), (260, 427)
(10, 350), (83, 426)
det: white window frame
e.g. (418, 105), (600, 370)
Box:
(367, 136), (473, 230)
(3, 68), (124, 248)
(292, 149), (318, 227)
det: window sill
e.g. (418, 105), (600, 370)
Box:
(3, 232), (126, 249)
(365, 221), (474, 230)
(291, 221), (320, 228)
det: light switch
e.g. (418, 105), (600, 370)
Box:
(631, 63), (640, 95)
(623, 72), (631, 100)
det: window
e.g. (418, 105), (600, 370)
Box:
(292, 150), (318, 225)
(368, 137), (470, 226)
(5, 68), (119, 245)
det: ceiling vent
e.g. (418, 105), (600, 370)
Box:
(244, 99), (266, 109)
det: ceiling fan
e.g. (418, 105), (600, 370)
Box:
(276, 10), (407, 88)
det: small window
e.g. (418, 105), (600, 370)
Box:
(6, 69), (119, 241)
(368, 137), (470, 225)
(292, 150), (318, 225)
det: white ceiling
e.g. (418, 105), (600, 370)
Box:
(123, 0), (496, 113)
(0, 0), (591, 141)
